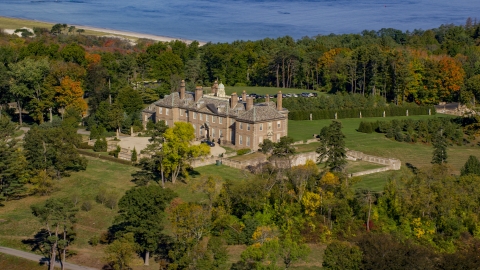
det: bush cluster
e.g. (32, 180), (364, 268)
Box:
(236, 148), (251, 156)
(358, 117), (463, 144)
(93, 137), (107, 152)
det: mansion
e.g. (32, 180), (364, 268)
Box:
(142, 80), (288, 150)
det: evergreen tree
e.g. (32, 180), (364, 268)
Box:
(0, 116), (28, 204)
(461, 155), (480, 176)
(431, 129), (448, 164)
(112, 185), (177, 265)
(131, 147), (137, 162)
(317, 121), (347, 172)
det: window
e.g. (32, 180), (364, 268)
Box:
(166, 109), (169, 115)
(185, 110), (188, 116)
(246, 136), (250, 146)
(247, 124), (250, 131)
(240, 123), (243, 130)
(206, 114), (209, 122)
(165, 121), (168, 126)
(259, 136), (263, 144)
(180, 109), (183, 116)
(260, 123), (263, 131)
(268, 122), (272, 130)
(219, 129), (223, 138)
(219, 117), (223, 124)
(239, 135), (243, 145)
(212, 116), (215, 123)
(212, 128), (215, 138)
(193, 112), (197, 119)
(200, 114), (203, 120)
(144, 115), (148, 121)
(277, 133), (280, 141)
(159, 107), (163, 114)
(277, 121), (281, 128)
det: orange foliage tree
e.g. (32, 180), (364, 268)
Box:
(55, 76), (88, 116)
(437, 56), (465, 100)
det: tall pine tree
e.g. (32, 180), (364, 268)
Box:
(461, 155), (480, 176)
(316, 121), (347, 172)
(431, 129), (448, 164)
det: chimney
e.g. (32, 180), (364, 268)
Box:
(246, 97), (253, 111)
(213, 80), (218, 96)
(266, 94), (270, 103)
(195, 86), (203, 102)
(179, 79), (185, 99)
(277, 91), (282, 111)
(242, 90), (247, 102)
(230, 93), (238, 108)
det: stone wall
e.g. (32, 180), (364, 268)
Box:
(350, 167), (391, 177)
(346, 150), (401, 170)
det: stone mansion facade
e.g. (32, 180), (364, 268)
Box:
(142, 80), (288, 150)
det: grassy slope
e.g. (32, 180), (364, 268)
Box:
(289, 114), (480, 191)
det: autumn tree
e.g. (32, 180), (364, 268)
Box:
(55, 76), (88, 117)
(162, 122), (210, 183)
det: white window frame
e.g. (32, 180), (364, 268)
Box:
(166, 108), (169, 115)
(159, 107), (163, 114)
(206, 114), (209, 122)
(239, 135), (243, 145)
(260, 123), (263, 131)
(246, 136), (250, 146)
(200, 113), (203, 120)
(180, 109), (183, 116)
(212, 116), (215, 123)
(193, 112), (197, 119)
(219, 117), (223, 124)
(277, 121), (281, 128)
(240, 123), (243, 130)
(247, 124), (250, 131)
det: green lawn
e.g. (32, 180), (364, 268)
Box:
(0, 253), (52, 270)
(346, 160), (385, 174)
(203, 85), (324, 96)
(288, 114), (480, 191)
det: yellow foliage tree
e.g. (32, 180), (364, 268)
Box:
(55, 76), (88, 116)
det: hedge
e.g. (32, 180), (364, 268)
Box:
(288, 105), (436, 120)
(78, 149), (132, 166)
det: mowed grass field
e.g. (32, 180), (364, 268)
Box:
(288, 114), (480, 176)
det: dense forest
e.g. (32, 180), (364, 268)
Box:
(1, 20), (480, 129)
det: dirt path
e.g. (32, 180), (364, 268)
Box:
(0, 246), (98, 270)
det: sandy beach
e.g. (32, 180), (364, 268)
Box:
(0, 16), (206, 45)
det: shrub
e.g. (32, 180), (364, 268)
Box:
(88, 235), (99, 246)
(81, 201), (93, 212)
(78, 142), (94, 149)
(237, 148), (251, 155)
(93, 137), (107, 152)
(105, 193), (118, 210)
(109, 145), (121, 158)
(131, 147), (137, 162)
(96, 189), (107, 205)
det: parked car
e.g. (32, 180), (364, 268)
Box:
(301, 92), (310, 97)
(201, 140), (215, 147)
(285, 93), (292, 98)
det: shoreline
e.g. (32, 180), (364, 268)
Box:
(0, 15), (207, 45)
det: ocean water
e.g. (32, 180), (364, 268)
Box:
(0, 0), (479, 42)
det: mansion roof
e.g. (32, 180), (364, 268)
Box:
(144, 92), (287, 123)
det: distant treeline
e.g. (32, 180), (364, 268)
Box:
(1, 21), (480, 127)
